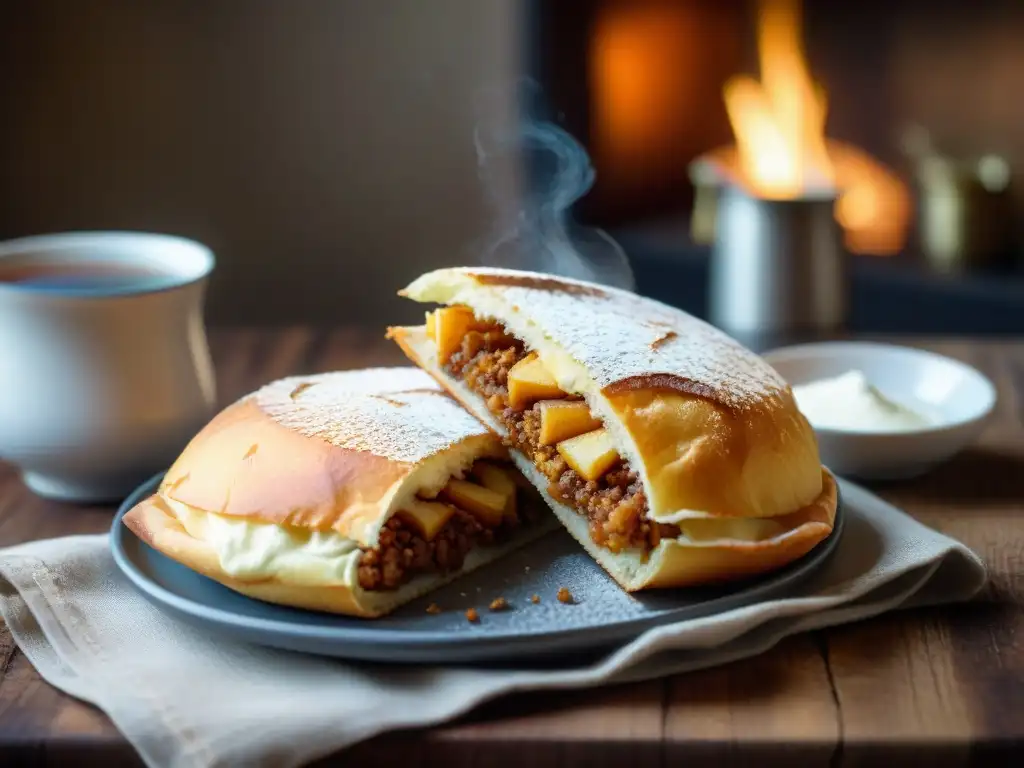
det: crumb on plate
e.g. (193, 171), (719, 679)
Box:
(489, 597), (508, 611)
(557, 587), (573, 604)
(425, 603), (441, 615)
(530, 594), (540, 604)
(465, 608), (479, 623)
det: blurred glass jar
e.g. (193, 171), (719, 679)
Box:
(904, 127), (1018, 274)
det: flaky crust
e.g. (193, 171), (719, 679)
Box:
(405, 267), (787, 406)
(157, 367), (505, 546)
(383, 330), (838, 591)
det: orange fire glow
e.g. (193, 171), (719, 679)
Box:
(724, 0), (832, 199)
(721, 0), (911, 255)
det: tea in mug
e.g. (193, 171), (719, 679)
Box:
(0, 262), (172, 293)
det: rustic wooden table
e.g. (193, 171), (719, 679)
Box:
(1, 328), (1022, 767)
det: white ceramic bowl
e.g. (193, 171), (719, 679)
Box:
(762, 341), (997, 480)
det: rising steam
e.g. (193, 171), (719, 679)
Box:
(472, 85), (636, 291)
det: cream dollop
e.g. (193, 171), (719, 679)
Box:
(164, 498), (360, 586)
(792, 370), (933, 432)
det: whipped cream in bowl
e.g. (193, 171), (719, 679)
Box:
(791, 369), (935, 434)
(763, 341), (996, 480)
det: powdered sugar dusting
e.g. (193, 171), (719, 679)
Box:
(464, 268), (788, 408)
(256, 368), (495, 463)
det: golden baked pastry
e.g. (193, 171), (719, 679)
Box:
(387, 267), (837, 591)
(122, 367), (555, 617)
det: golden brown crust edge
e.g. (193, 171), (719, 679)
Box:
(401, 266), (793, 412)
(637, 469), (837, 590)
(504, 453), (836, 592)
(123, 497), (380, 617)
(606, 386), (823, 521)
(158, 370), (508, 546)
(161, 397), (413, 542)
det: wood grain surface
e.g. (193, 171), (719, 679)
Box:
(1, 328), (1022, 767)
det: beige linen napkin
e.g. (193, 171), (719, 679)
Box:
(0, 478), (985, 768)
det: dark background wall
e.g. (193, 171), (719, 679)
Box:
(530, 0), (1024, 230)
(0, 0), (523, 327)
(3, 1), (1023, 333)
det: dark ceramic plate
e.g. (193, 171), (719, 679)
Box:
(110, 473), (844, 665)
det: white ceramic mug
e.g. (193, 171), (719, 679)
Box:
(0, 231), (217, 502)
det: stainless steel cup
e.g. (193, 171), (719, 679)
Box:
(708, 184), (847, 351)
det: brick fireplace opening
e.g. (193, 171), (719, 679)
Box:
(524, 0), (1024, 334)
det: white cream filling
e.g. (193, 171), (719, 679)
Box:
(164, 497), (361, 586)
(674, 516), (788, 544)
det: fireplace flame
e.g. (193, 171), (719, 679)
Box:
(716, 0), (911, 255)
(724, 0), (832, 199)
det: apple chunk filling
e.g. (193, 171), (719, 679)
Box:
(427, 308), (679, 554)
(537, 400), (602, 446)
(357, 460), (534, 591)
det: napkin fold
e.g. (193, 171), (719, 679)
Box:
(0, 479), (986, 768)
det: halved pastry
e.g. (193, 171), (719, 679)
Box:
(387, 267), (838, 591)
(122, 367), (555, 618)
